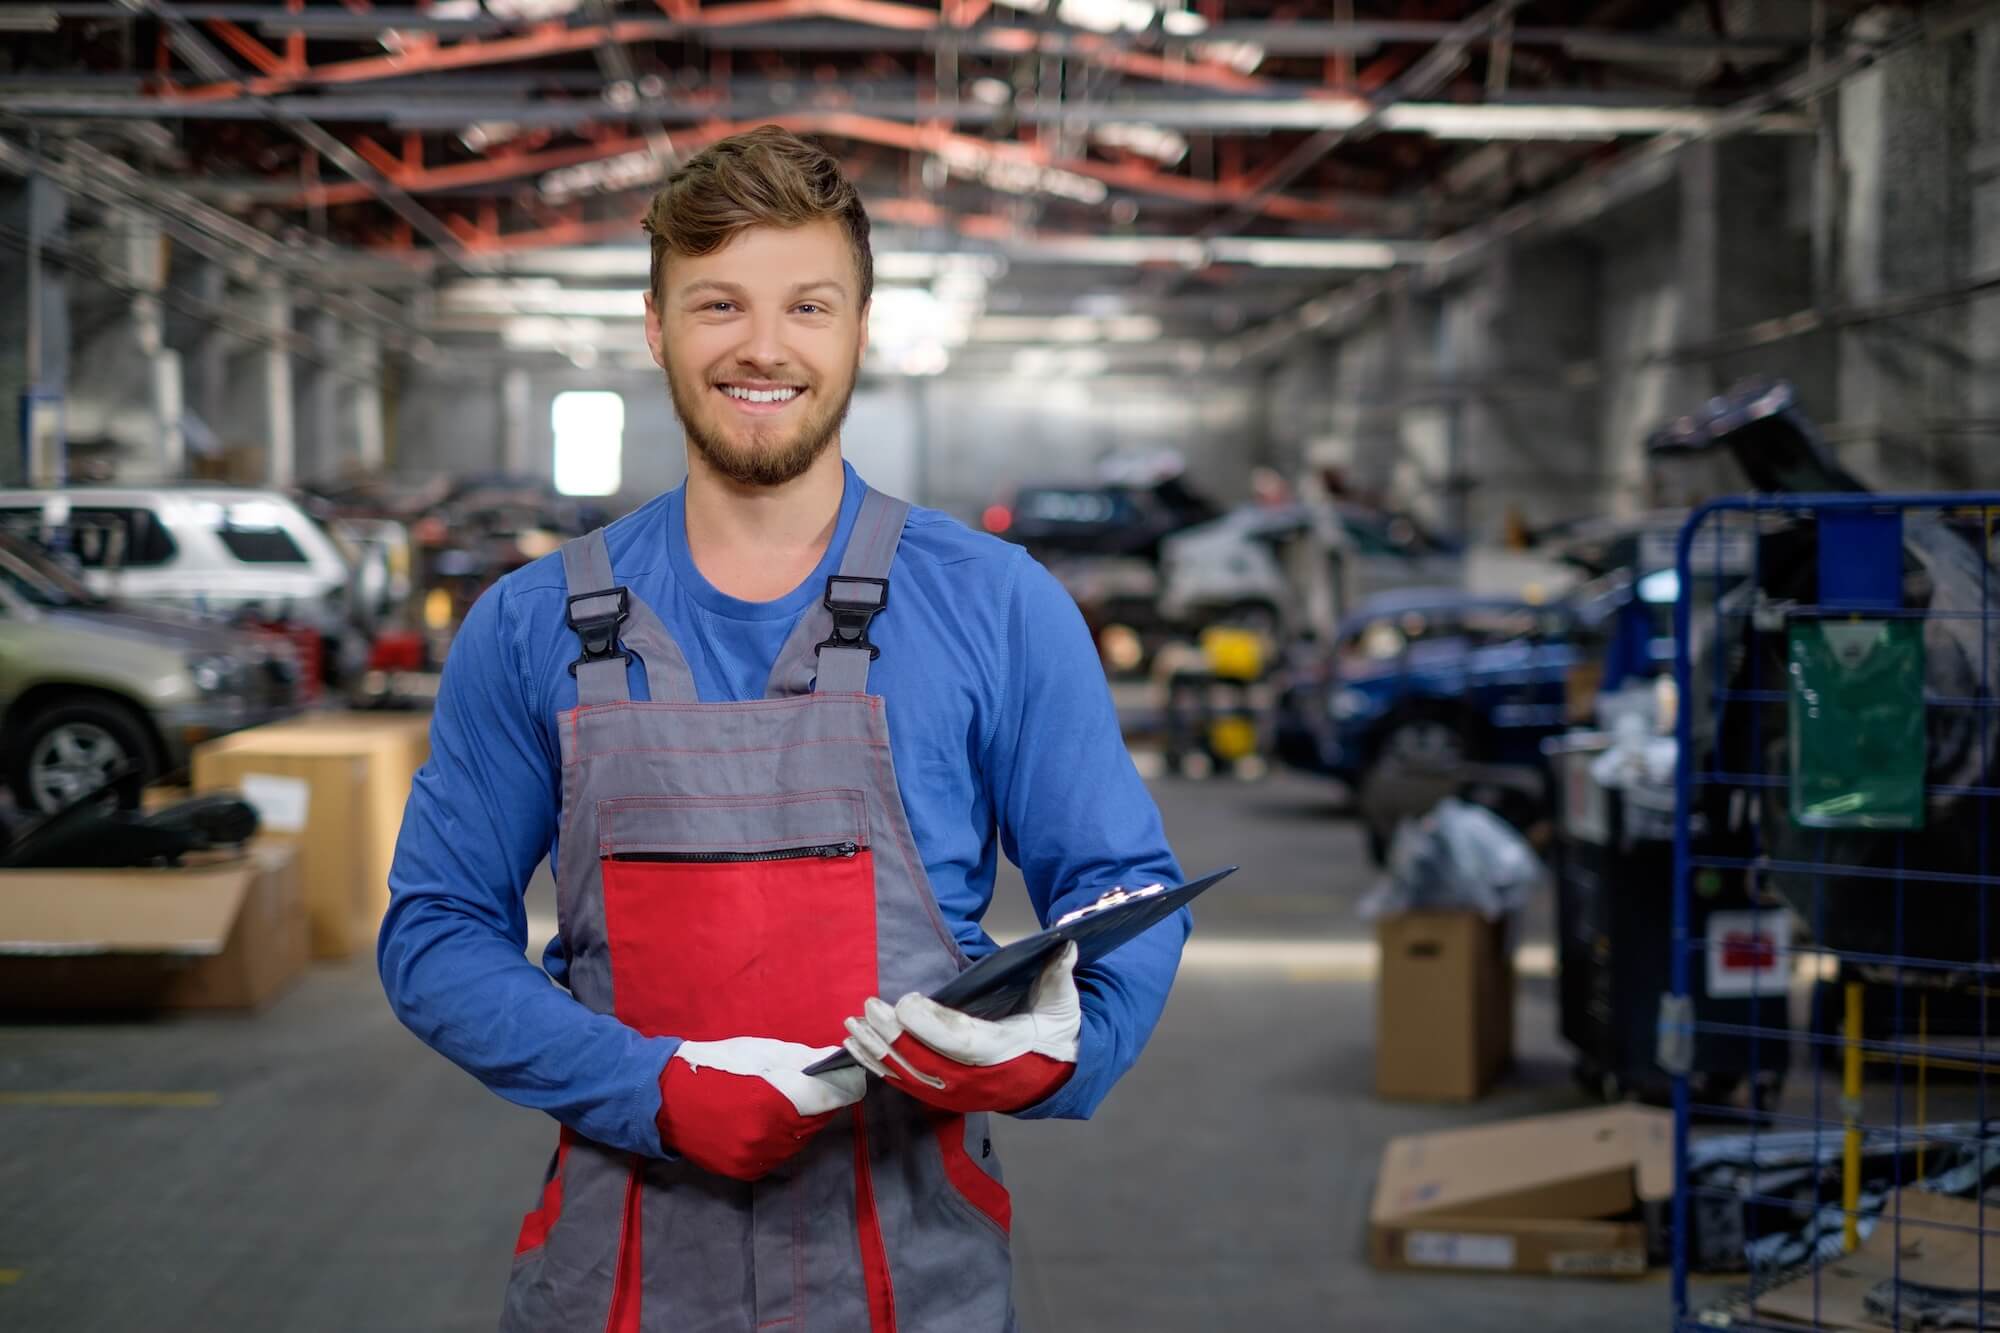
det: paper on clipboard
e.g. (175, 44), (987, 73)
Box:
(805, 866), (1236, 1076)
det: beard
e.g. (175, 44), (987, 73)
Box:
(668, 358), (859, 489)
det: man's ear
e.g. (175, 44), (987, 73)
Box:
(644, 289), (668, 370)
(855, 296), (870, 365)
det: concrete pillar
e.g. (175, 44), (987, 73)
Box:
(1970, 20), (2000, 456)
(501, 365), (532, 475)
(1832, 13), (1978, 487)
(342, 330), (385, 475)
(162, 255), (231, 474)
(65, 210), (188, 483)
(1447, 241), (1600, 538)
(262, 286), (295, 488)
(0, 172), (70, 486)
(298, 309), (339, 483)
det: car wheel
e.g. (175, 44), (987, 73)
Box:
(9, 697), (157, 814)
(1377, 716), (1468, 768)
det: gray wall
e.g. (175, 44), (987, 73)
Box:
(390, 360), (1261, 520)
(1280, 14), (2000, 542)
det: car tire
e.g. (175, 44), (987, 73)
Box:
(1374, 714), (1470, 769)
(8, 695), (158, 814)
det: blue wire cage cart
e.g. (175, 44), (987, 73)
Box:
(1669, 492), (2000, 1331)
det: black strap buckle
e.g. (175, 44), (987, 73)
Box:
(814, 575), (888, 661)
(565, 587), (632, 676)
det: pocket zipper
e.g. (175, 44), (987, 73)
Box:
(608, 841), (861, 864)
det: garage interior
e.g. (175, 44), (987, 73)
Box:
(2, 1), (1999, 1330)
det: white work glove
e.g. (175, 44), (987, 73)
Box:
(840, 943), (1081, 1113)
(656, 1036), (866, 1181)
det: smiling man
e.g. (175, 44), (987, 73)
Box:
(380, 125), (1188, 1332)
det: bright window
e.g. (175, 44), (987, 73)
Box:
(552, 390), (625, 497)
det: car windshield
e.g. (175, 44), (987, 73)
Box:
(0, 532), (103, 608)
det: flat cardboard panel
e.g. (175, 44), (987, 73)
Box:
(1375, 912), (1513, 1102)
(0, 860), (252, 954)
(0, 844), (306, 1011)
(1755, 1190), (1995, 1330)
(1371, 1105), (1673, 1225)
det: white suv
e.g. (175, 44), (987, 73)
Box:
(0, 487), (354, 631)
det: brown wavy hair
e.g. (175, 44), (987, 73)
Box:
(643, 126), (873, 309)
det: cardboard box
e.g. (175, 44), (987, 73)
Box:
(192, 711), (431, 958)
(0, 843), (307, 1012)
(1368, 1105), (1673, 1279)
(1376, 911), (1514, 1101)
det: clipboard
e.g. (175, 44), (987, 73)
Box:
(805, 866), (1237, 1076)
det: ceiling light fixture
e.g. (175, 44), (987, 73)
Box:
(1093, 122), (1189, 166)
(1190, 39), (1265, 74)
(1210, 239), (1403, 269)
(1057, 0), (1137, 35)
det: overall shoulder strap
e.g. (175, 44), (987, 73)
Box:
(764, 487), (912, 698)
(558, 529), (698, 705)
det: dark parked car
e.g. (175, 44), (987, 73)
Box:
(1273, 589), (1580, 789)
(986, 475), (1222, 673)
(987, 476), (1220, 564)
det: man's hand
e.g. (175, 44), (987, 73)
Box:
(840, 943), (1081, 1113)
(656, 1037), (867, 1181)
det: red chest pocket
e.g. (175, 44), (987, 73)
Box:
(596, 789), (878, 1047)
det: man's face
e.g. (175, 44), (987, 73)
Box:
(646, 219), (868, 488)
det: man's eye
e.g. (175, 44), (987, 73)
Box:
(706, 301), (736, 313)
(796, 303), (824, 315)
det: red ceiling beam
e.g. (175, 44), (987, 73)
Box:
(295, 112), (1346, 223)
(163, 3), (1265, 103)
(455, 192), (1217, 257)
(203, 19), (289, 78)
(285, 0), (307, 74)
(1091, 47), (1281, 95)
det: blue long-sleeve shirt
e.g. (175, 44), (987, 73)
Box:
(379, 462), (1188, 1157)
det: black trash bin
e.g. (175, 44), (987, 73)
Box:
(1546, 733), (1791, 1110)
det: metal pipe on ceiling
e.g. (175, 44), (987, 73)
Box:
(0, 87), (1815, 139)
(0, 133), (430, 345)
(36, 4), (1811, 61)
(1193, 0), (1528, 246)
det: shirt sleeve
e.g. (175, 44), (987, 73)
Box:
(377, 579), (678, 1156)
(983, 550), (1190, 1121)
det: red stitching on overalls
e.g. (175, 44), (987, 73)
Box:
(596, 791), (869, 847)
(563, 737), (885, 766)
(600, 791), (866, 811)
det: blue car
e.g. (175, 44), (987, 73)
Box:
(1274, 589), (1581, 788)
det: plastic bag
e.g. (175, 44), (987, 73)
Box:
(1359, 796), (1544, 922)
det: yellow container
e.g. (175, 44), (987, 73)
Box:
(1201, 627), (1267, 682)
(1207, 716), (1259, 761)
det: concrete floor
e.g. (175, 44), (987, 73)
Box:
(0, 768), (1669, 1332)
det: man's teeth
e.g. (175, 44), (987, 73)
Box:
(722, 386), (801, 404)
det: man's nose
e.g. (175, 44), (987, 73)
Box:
(735, 311), (788, 370)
